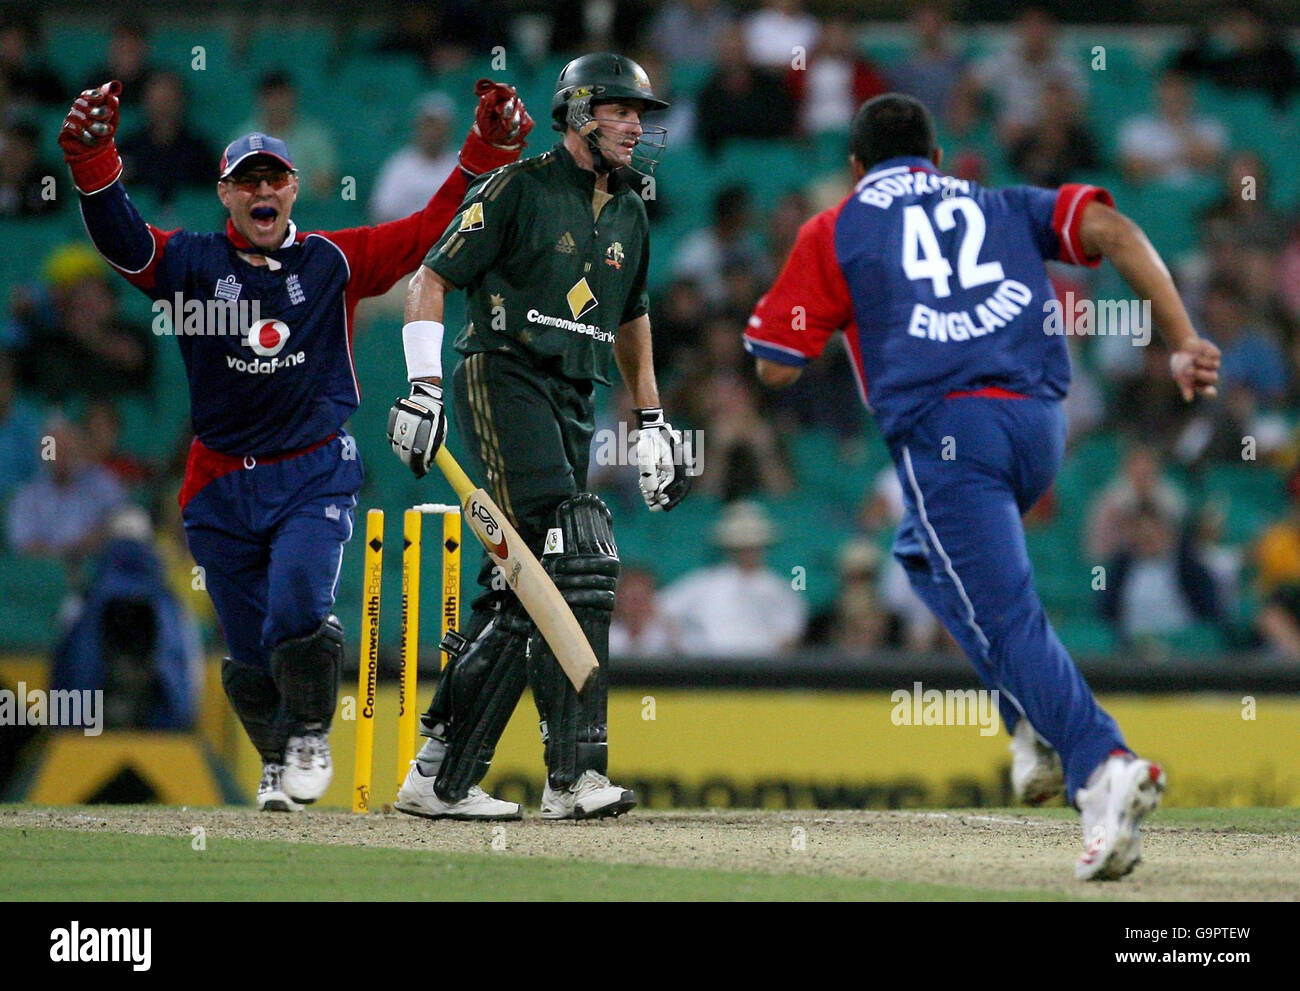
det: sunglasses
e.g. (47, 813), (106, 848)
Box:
(222, 169), (296, 192)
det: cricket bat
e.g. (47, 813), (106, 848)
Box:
(434, 445), (598, 693)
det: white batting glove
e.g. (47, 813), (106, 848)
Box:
(387, 381), (447, 479)
(631, 408), (691, 512)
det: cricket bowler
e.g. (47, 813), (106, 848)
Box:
(387, 53), (690, 821)
(745, 94), (1220, 879)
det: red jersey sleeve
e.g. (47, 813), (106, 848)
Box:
(1052, 183), (1114, 267)
(319, 166), (471, 300)
(744, 203), (854, 366)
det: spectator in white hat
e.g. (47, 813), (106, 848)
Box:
(370, 92), (460, 223)
(659, 501), (807, 657)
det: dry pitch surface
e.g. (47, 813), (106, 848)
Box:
(4, 805), (1298, 900)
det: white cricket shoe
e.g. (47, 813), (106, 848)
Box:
(541, 770), (637, 820)
(1010, 719), (1064, 805)
(257, 762), (303, 813)
(1075, 753), (1165, 881)
(394, 763), (521, 821)
(283, 730), (332, 803)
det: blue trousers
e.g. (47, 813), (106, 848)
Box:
(890, 397), (1126, 800)
(182, 433), (362, 671)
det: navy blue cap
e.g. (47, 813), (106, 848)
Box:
(219, 132), (294, 179)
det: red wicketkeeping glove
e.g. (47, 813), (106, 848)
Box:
(59, 81), (124, 193)
(458, 78), (535, 177)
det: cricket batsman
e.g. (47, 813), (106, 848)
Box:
(387, 53), (689, 821)
(744, 94), (1220, 879)
(59, 77), (534, 811)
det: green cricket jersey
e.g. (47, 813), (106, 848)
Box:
(424, 142), (651, 386)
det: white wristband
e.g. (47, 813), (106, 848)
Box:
(402, 320), (444, 381)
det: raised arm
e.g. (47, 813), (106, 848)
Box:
(60, 81), (173, 288)
(327, 80), (535, 301)
(1078, 201), (1220, 400)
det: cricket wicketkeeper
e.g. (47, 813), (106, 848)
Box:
(387, 53), (689, 820)
(60, 75), (533, 812)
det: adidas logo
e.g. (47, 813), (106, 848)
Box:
(555, 231), (576, 255)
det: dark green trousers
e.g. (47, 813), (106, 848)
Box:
(452, 350), (595, 598)
(420, 350), (612, 796)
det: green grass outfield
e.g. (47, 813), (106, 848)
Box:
(4, 806), (1297, 901)
(0, 826), (1063, 902)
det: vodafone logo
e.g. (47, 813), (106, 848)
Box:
(229, 317), (304, 374)
(247, 318), (291, 357)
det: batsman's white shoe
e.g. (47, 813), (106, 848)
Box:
(394, 764), (521, 821)
(541, 770), (637, 820)
(283, 730), (332, 803)
(1075, 752), (1165, 881)
(257, 762), (302, 813)
(1010, 719), (1064, 805)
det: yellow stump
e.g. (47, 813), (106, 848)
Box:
(442, 510), (462, 669)
(353, 508), (383, 813)
(397, 509), (422, 793)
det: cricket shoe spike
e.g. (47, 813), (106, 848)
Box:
(257, 762), (303, 813)
(541, 770), (637, 820)
(1010, 718), (1064, 805)
(283, 728), (332, 803)
(1075, 752), (1165, 881)
(394, 763), (521, 821)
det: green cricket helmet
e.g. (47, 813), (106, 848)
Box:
(550, 52), (669, 175)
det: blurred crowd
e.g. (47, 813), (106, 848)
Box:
(3, 2), (1300, 668)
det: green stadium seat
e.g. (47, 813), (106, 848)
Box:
(858, 39), (910, 68)
(115, 394), (185, 463)
(0, 223), (92, 301)
(43, 25), (113, 92)
(1114, 177), (1218, 259)
(147, 189), (226, 233)
(1168, 622), (1228, 657)
(651, 141), (712, 223)
(151, 26), (236, 79)
(1051, 617), (1117, 660)
(154, 339), (189, 408)
(1202, 464), (1288, 545)
(811, 130), (850, 175)
(788, 429), (875, 508)
(712, 140), (816, 211)
(243, 27), (340, 92)
(669, 61), (714, 100)
(297, 197), (369, 233)
(0, 552), (67, 650)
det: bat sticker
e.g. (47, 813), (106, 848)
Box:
(469, 498), (508, 557)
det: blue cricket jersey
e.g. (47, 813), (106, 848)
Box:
(77, 171), (469, 464)
(745, 155), (1113, 444)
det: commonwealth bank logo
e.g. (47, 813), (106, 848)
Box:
(565, 278), (597, 319)
(458, 202), (485, 232)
